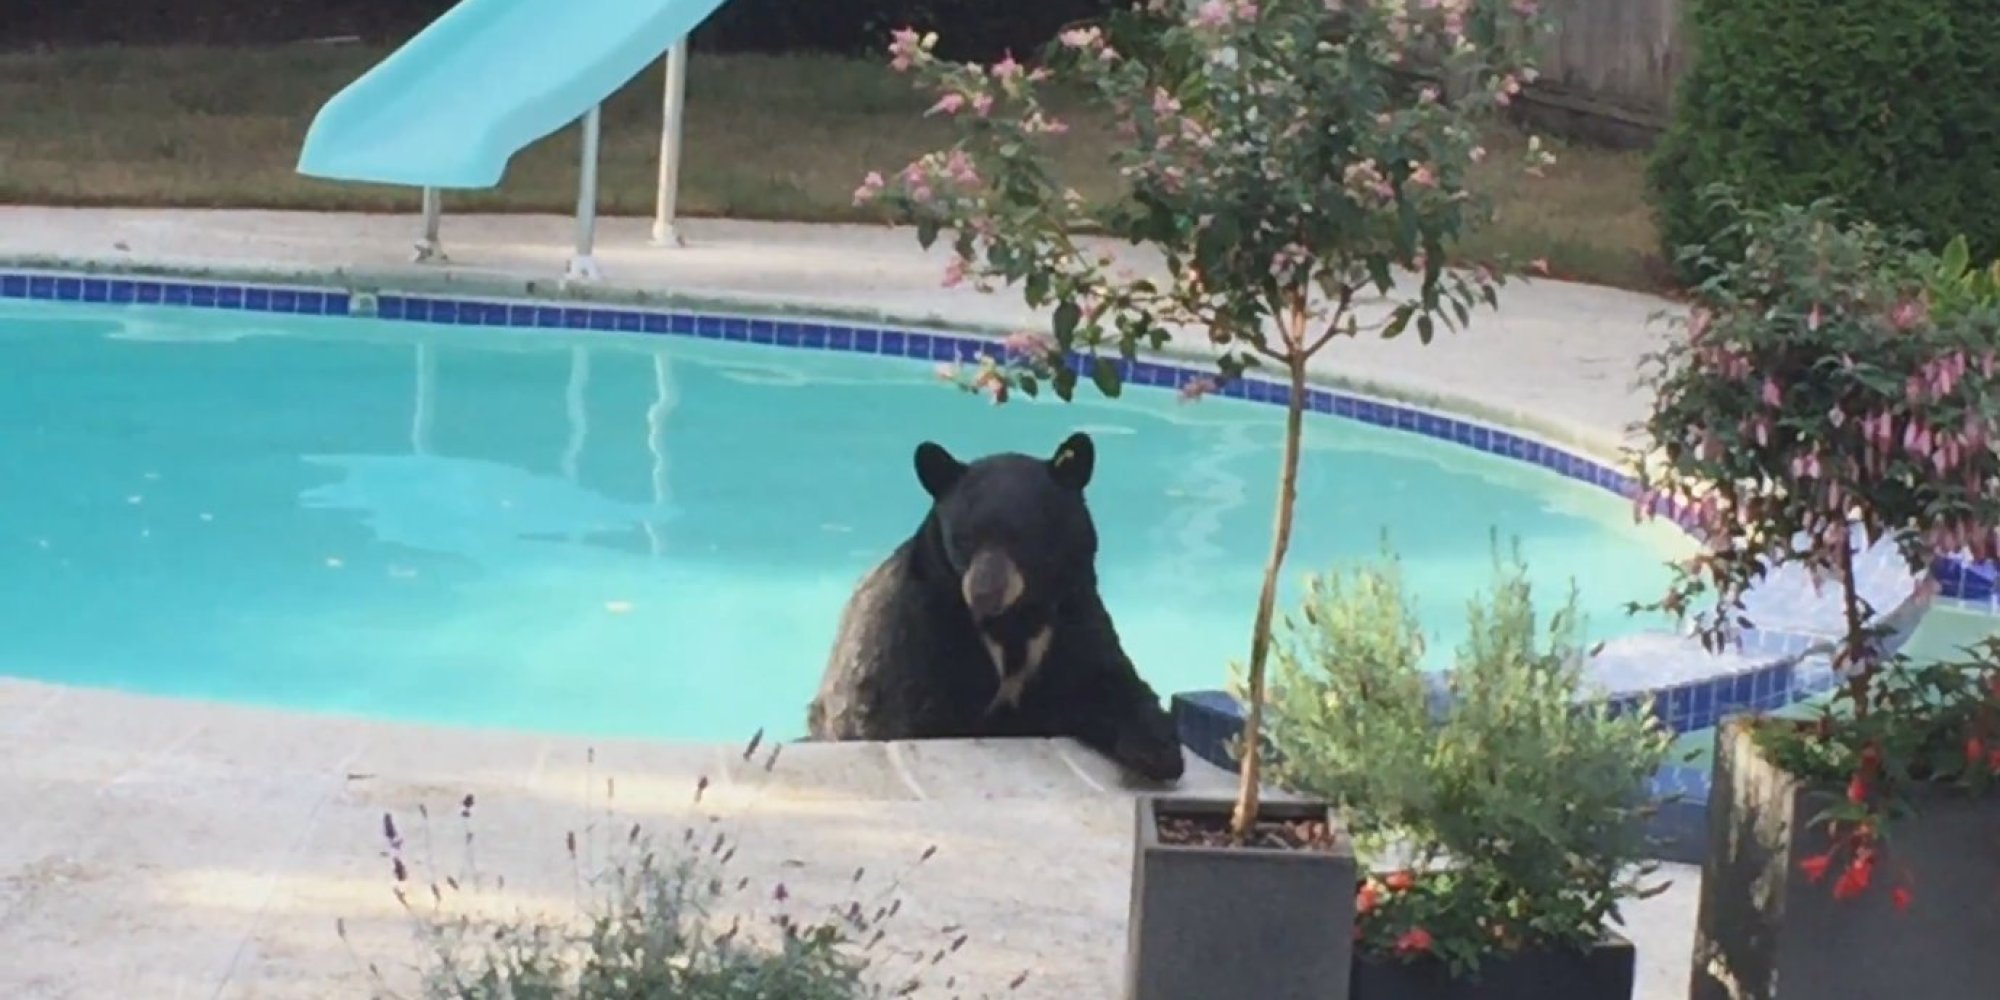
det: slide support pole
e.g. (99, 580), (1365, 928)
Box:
(567, 103), (604, 283)
(651, 38), (690, 248)
(415, 186), (446, 263)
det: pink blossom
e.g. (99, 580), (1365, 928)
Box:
(941, 257), (967, 289)
(1890, 297), (1927, 330)
(1408, 162), (1438, 188)
(1688, 307), (1711, 342)
(1024, 112), (1068, 135)
(1512, 0), (1540, 14)
(1269, 243), (1312, 282)
(1760, 377), (1782, 408)
(991, 54), (1023, 83)
(1470, 145), (1488, 163)
(1807, 302), (1823, 330)
(1178, 376), (1217, 403)
(1058, 27), (1104, 50)
(972, 92), (994, 116)
(943, 150), (980, 186)
(852, 171), (885, 206)
(1003, 330), (1053, 356)
(888, 28), (925, 72)
(1192, 0), (1233, 28)
(935, 362), (960, 381)
(928, 92), (966, 117)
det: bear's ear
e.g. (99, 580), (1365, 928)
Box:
(914, 441), (967, 500)
(1047, 431), (1095, 491)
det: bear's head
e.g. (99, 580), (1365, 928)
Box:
(912, 431), (1099, 691)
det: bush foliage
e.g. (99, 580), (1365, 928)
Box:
(1645, 0), (2000, 283)
(341, 749), (1005, 999)
(1259, 539), (1672, 977)
(3, 0), (1118, 63)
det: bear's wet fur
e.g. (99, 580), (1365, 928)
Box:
(806, 431), (1186, 782)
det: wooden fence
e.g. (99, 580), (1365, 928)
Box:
(1522, 0), (1690, 148)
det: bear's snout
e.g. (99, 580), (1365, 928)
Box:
(959, 547), (1025, 621)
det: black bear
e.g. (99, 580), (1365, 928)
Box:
(806, 431), (1187, 782)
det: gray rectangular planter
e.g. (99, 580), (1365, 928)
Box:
(1125, 793), (1357, 1000)
(1690, 718), (2000, 1000)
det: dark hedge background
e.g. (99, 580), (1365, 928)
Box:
(0, 1), (1120, 62)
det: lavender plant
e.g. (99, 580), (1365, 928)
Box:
(339, 737), (1018, 999)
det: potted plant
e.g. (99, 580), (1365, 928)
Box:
(1254, 538), (1671, 1000)
(1630, 194), (2000, 1000)
(857, 1), (1558, 995)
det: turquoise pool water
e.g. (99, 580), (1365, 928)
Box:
(0, 301), (1691, 742)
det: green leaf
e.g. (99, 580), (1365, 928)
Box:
(1025, 271), (1051, 308)
(1367, 257), (1395, 295)
(1019, 373), (1041, 398)
(1054, 300), (1083, 343)
(1053, 364), (1078, 402)
(1092, 357), (1124, 398)
(1941, 235), (1971, 280)
(1382, 304), (1416, 339)
(916, 219), (940, 251)
(1417, 314), (1435, 344)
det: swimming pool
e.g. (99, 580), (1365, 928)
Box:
(0, 296), (1691, 742)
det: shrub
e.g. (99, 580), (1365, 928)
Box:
(1630, 193), (2000, 908)
(697, 1), (1121, 63)
(5, 1), (1115, 60)
(1259, 539), (1674, 977)
(1645, 0), (2000, 284)
(340, 743), (1003, 999)
(857, 0), (1554, 840)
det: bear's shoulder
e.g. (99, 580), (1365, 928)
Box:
(808, 536), (991, 739)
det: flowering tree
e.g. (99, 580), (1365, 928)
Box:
(1632, 193), (2000, 907)
(856, 0), (1554, 840)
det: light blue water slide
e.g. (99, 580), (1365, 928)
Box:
(297, 0), (728, 189)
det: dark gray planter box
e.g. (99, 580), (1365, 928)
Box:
(1125, 793), (1357, 1000)
(1351, 932), (1635, 1000)
(1690, 718), (2000, 1000)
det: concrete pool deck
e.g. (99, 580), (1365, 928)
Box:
(0, 207), (1701, 999)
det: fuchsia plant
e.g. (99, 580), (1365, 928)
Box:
(856, 0), (1555, 840)
(1632, 192), (2000, 909)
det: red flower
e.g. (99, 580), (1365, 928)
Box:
(1892, 886), (1913, 913)
(1356, 882), (1381, 916)
(1798, 852), (1834, 884)
(1384, 870), (1415, 892)
(1395, 928), (1434, 955)
(1832, 856), (1873, 901)
(1988, 748), (2000, 774)
(1969, 737), (1987, 768)
(1846, 773), (1868, 804)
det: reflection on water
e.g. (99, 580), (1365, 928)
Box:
(1, 303), (1690, 741)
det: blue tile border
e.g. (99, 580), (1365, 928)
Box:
(1, 270), (353, 317)
(0, 269), (1655, 502)
(4, 267), (1963, 856)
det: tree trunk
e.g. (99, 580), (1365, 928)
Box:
(1230, 347), (1311, 840)
(1837, 527), (1871, 719)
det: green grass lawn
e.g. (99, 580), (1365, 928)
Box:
(0, 45), (1670, 292)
